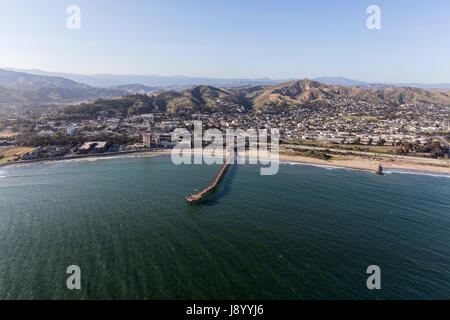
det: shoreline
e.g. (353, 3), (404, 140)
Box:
(278, 154), (450, 175)
(1, 148), (449, 176)
(0, 149), (171, 168)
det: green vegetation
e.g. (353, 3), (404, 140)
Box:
(396, 140), (448, 158)
(9, 119), (35, 133)
(417, 162), (450, 168)
(63, 95), (158, 118)
(0, 156), (18, 163)
(63, 86), (242, 118)
(283, 149), (332, 160)
(16, 134), (139, 148)
(283, 138), (449, 159)
(282, 139), (400, 154)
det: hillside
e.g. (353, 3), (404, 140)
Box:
(0, 69), (84, 90)
(375, 86), (450, 105)
(315, 76), (450, 90)
(0, 84), (126, 104)
(109, 84), (162, 94)
(235, 79), (387, 110)
(237, 79), (450, 110)
(62, 79), (450, 116)
(63, 85), (242, 117)
(5, 68), (285, 88)
(0, 69), (126, 103)
(313, 77), (369, 87)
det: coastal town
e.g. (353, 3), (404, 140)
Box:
(2, 0), (450, 303)
(0, 92), (449, 167)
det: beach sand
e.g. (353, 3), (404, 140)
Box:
(244, 149), (450, 175)
(2, 148), (449, 175)
(278, 154), (450, 174)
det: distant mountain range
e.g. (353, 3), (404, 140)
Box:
(5, 68), (450, 90)
(313, 77), (369, 87)
(1, 68), (450, 106)
(3, 68), (285, 89)
(0, 69), (125, 104)
(313, 77), (450, 90)
(109, 84), (162, 94)
(63, 79), (450, 117)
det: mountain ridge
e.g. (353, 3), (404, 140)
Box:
(2, 68), (450, 107)
(62, 79), (450, 117)
(0, 69), (126, 103)
(5, 68), (450, 90)
(3, 68), (288, 88)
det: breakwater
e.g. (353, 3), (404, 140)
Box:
(186, 151), (234, 204)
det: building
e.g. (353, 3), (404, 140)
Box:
(67, 125), (78, 135)
(78, 141), (109, 154)
(37, 130), (55, 136)
(153, 132), (160, 145)
(142, 133), (152, 148)
(160, 141), (178, 148)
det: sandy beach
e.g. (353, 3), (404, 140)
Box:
(152, 148), (450, 175)
(278, 154), (450, 175)
(1, 147), (449, 175)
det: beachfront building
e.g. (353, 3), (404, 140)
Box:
(142, 133), (152, 148)
(78, 141), (109, 154)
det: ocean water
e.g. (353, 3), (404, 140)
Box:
(0, 155), (449, 299)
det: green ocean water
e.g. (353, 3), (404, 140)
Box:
(0, 155), (449, 299)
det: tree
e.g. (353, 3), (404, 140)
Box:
(431, 147), (443, 158)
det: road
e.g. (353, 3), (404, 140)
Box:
(435, 136), (450, 157)
(281, 143), (427, 161)
(435, 136), (449, 148)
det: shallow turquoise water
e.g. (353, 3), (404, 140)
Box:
(0, 155), (449, 299)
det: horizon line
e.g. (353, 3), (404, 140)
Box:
(2, 66), (450, 85)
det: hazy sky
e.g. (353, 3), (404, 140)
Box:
(1, 0), (450, 83)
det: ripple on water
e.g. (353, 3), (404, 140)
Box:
(0, 156), (449, 299)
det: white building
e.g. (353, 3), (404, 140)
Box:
(142, 133), (152, 148)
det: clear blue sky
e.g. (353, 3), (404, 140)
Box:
(1, 0), (449, 83)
